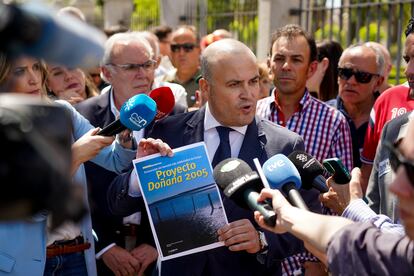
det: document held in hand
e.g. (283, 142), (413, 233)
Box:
(133, 142), (228, 261)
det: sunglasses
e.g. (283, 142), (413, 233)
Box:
(108, 60), (156, 72)
(338, 67), (379, 84)
(385, 140), (414, 187)
(170, 43), (197, 53)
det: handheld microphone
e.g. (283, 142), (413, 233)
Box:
(0, 2), (106, 68)
(263, 154), (309, 210)
(213, 158), (276, 227)
(97, 94), (156, 136)
(148, 87), (175, 120)
(287, 151), (329, 193)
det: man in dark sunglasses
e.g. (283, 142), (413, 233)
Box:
(336, 44), (384, 169)
(163, 25), (201, 108)
(360, 18), (414, 193)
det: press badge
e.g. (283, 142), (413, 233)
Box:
(378, 159), (391, 178)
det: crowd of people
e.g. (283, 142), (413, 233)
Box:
(1, 4), (414, 276)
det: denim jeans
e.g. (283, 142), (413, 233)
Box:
(44, 252), (87, 276)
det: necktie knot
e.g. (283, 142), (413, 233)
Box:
(212, 126), (233, 168)
(216, 126), (232, 143)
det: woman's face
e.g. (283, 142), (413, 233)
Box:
(46, 65), (86, 100)
(7, 57), (43, 97)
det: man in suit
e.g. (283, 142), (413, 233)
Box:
(75, 32), (185, 275)
(107, 39), (321, 275)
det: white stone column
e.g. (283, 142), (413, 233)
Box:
(257, 0), (300, 60)
(103, 0), (133, 29)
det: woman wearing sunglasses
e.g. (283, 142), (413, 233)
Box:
(255, 117), (414, 275)
(0, 54), (138, 275)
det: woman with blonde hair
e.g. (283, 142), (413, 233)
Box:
(46, 64), (99, 104)
(0, 53), (136, 275)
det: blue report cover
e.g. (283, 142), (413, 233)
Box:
(133, 142), (228, 260)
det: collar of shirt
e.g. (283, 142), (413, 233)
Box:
(203, 103), (247, 162)
(271, 88), (310, 126)
(109, 86), (145, 141)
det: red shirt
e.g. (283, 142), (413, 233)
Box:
(361, 84), (414, 163)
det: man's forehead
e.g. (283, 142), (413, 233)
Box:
(172, 30), (196, 42)
(111, 42), (150, 60)
(272, 36), (309, 56)
(340, 48), (377, 68)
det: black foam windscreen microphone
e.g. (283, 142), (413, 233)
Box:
(287, 151), (329, 193)
(213, 158), (276, 227)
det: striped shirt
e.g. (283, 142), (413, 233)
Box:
(256, 89), (354, 171)
(257, 89), (354, 275)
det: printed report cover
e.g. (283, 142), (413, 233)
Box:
(133, 142), (228, 261)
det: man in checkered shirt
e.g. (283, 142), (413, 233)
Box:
(256, 24), (353, 275)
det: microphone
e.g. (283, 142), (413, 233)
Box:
(287, 151), (329, 193)
(0, 2), (106, 68)
(262, 154), (309, 210)
(148, 87), (175, 120)
(97, 94), (156, 136)
(213, 158), (276, 227)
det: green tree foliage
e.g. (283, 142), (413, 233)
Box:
(130, 0), (160, 30)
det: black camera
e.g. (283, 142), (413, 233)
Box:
(0, 95), (86, 227)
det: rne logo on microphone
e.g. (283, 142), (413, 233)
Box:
(296, 154), (308, 162)
(129, 113), (147, 128)
(266, 159), (285, 171)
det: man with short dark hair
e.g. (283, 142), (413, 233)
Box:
(256, 24), (353, 275)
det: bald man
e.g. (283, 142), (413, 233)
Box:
(108, 39), (321, 275)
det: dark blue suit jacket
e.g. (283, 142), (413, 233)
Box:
(108, 107), (321, 275)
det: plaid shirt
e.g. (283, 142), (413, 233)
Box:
(256, 89), (353, 275)
(256, 89), (353, 171)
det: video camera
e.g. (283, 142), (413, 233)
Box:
(0, 95), (86, 227)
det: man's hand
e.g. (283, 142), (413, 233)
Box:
(117, 129), (135, 149)
(130, 244), (158, 276)
(101, 245), (141, 276)
(319, 168), (363, 214)
(136, 138), (173, 159)
(254, 188), (294, 234)
(218, 219), (261, 254)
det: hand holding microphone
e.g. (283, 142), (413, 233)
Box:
(213, 158), (276, 227)
(262, 154), (309, 210)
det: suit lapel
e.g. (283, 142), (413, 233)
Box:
(238, 117), (268, 168)
(96, 91), (116, 127)
(183, 107), (206, 144)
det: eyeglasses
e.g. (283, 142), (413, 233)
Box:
(385, 140), (414, 187)
(338, 67), (379, 84)
(170, 43), (197, 53)
(107, 60), (156, 72)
